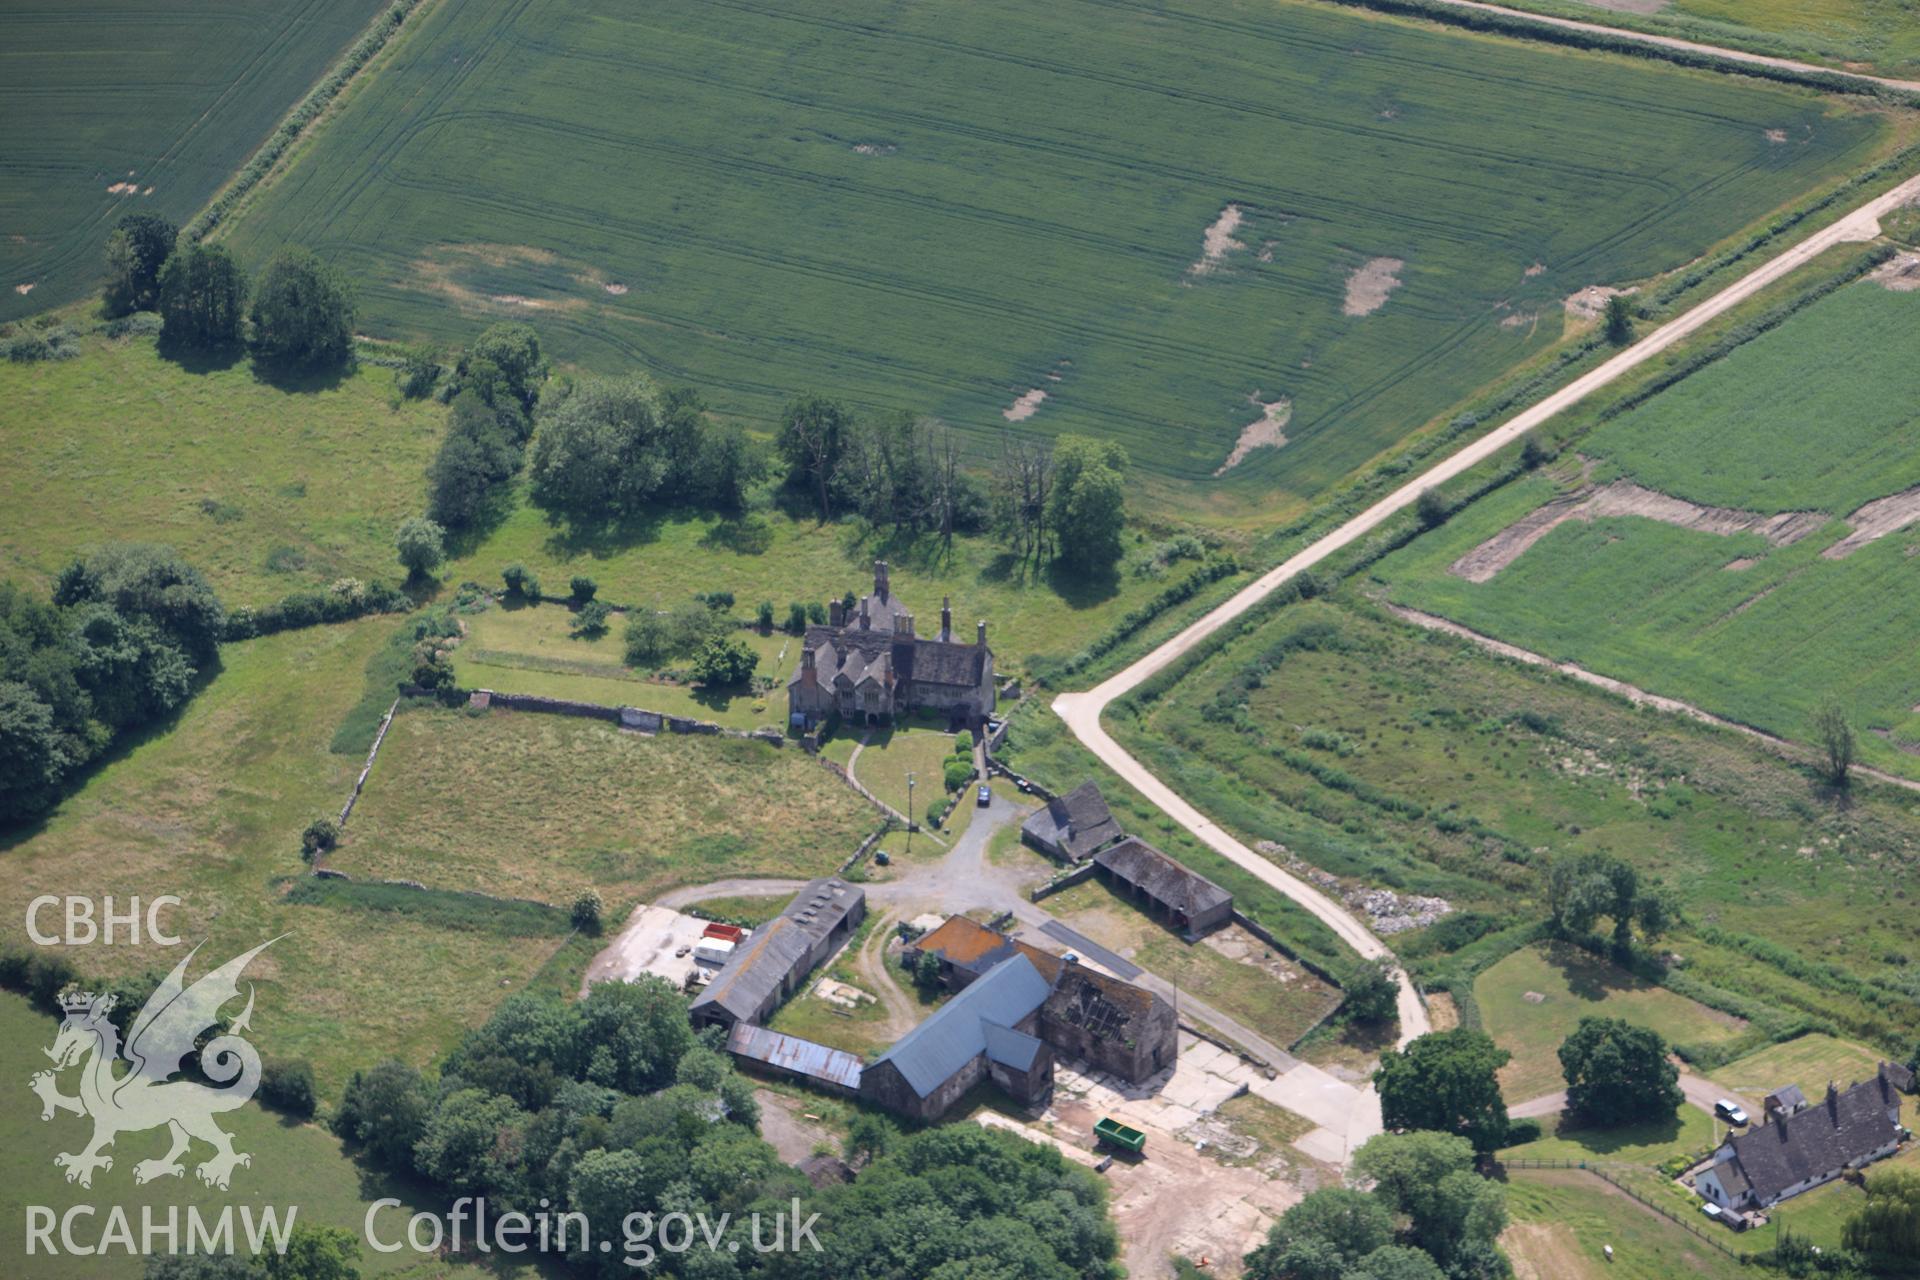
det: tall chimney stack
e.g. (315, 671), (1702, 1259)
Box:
(902, 613), (914, 638)
(859, 597), (871, 631)
(977, 619), (987, 647)
(874, 560), (890, 600)
(941, 596), (952, 641)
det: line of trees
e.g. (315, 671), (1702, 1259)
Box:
(775, 395), (1131, 574)
(104, 214), (355, 369)
(0, 545), (224, 819)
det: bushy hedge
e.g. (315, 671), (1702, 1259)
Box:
(184, 1), (423, 241)
(1032, 555), (1240, 687)
(225, 577), (411, 640)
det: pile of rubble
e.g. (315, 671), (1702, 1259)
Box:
(1255, 840), (1451, 935)
(1350, 888), (1451, 935)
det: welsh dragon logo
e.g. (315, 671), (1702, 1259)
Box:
(29, 939), (278, 1190)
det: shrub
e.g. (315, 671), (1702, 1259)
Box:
(942, 757), (975, 792)
(301, 817), (340, 862)
(1503, 1118), (1542, 1146)
(1414, 487), (1450, 529)
(1520, 435), (1557, 469)
(571, 889), (605, 933)
(756, 600), (775, 630)
(258, 1058), (317, 1118)
(571, 599), (612, 639)
(1342, 956), (1400, 1024)
(502, 564), (539, 600)
(785, 602), (809, 634)
(698, 590), (735, 613)
(806, 601), (827, 625)
(394, 516), (445, 580)
(395, 345), (441, 399)
(569, 575), (598, 604)
(691, 635), (756, 688)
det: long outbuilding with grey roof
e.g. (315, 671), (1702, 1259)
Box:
(690, 877), (865, 1029)
(1093, 836), (1233, 938)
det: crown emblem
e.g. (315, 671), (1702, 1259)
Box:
(58, 990), (114, 1016)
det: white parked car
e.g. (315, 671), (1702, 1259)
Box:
(1714, 1099), (1749, 1126)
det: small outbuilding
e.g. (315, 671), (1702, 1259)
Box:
(689, 877), (866, 1029)
(1021, 780), (1124, 862)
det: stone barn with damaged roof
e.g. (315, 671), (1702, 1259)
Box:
(1021, 780), (1125, 862)
(786, 560), (995, 729)
(689, 877), (866, 1030)
(892, 914), (1179, 1116)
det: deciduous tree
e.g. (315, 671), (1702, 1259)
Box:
(1558, 1015), (1683, 1127)
(103, 212), (177, 315)
(249, 247), (355, 369)
(1372, 1031), (1511, 1152)
(157, 244), (247, 348)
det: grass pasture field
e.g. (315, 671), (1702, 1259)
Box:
(1374, 280), (1920, 775)
(0, 999), (532, 1280)
(219, 0), (1893, 504)
(1501, 1167), (1749, 1280)
(0, 0), (393, 320)
(0, 620), (576, 1096)
(1477, 944), (1747, 1101)
(1105, 598), (1920, 1052)
(0, 333), (443, 604)
(1492, 0), (1920, 80)
(335, 704), (875, 903)
(1036, 876), (1344, 1049)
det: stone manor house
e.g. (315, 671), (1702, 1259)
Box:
(787, 561), (996, 729)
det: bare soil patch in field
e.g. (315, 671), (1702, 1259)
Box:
(1002, 387), (1047, 421)
(1450, 472), (1826, 583)
(1766, 128), (1789, 143)
(12, 283), (31, 295)
(1564, 283), (1636, 321)
(1189, 204), (1246, 276)
(412, 242), (590, 315)
(1824, 484), (1920, 558)
(1343, 256), (1403, 316)
(1215, 397), (1292, 474)
(1572, 0), (1669, 13)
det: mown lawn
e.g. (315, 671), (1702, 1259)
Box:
(336, 705), (875, 904)
(221, 0), (1891, 504)
(451, 598), (796, 730)
(1708, 1032), (1892, 1101)
(1374, 281), (1920, 776)
(850, 726), (966, 827)
(0, 994), (542, 1280)
(1502, 1107), (1715, 1167)
(0, 620), (572, 1098)
(1477, 945), (1747, 1102)
(1112, 597), (1920, 1054)
(0, 334), (443, 603)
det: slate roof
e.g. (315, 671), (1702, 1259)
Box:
(1765, 1085), (1809, 1114)
(689, 878), (864, 1023)
(1022, 781), (1124, 859)
(906, 639), (989, 689)
(1094, 837), (1232, 918)
(983, 1021), (1047, 1072)
(787, 626), (986, 692)
(690, 917), (813, 1022)
(1722, 1071), (1903, 1204)
(867, 954), (1052, 1098)
(1883, 1061), (1916, 1093)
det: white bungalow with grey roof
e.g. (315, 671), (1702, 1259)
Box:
(1695, 1067), (1906, 1212)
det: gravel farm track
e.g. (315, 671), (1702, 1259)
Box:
(1055, 166), (1920, 1148)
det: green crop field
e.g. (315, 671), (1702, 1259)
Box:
(0, 0), (392, 320)
(1494, 0), (1920, 80)
(1106, 599), (1920, 1051)
(0, 332), (443, 604)
(218, 0), (1891, 502)
(1373, 281), (1920, 775)
(1709, 1032), (1890, 1100)
(0, 619), (582, 1095)
(336, 704), (875, 903)
(1502, 1168), (1749, 1280)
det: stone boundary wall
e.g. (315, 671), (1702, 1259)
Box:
(1029, 862), (1098, 902)
(338, 697), (401, 828)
